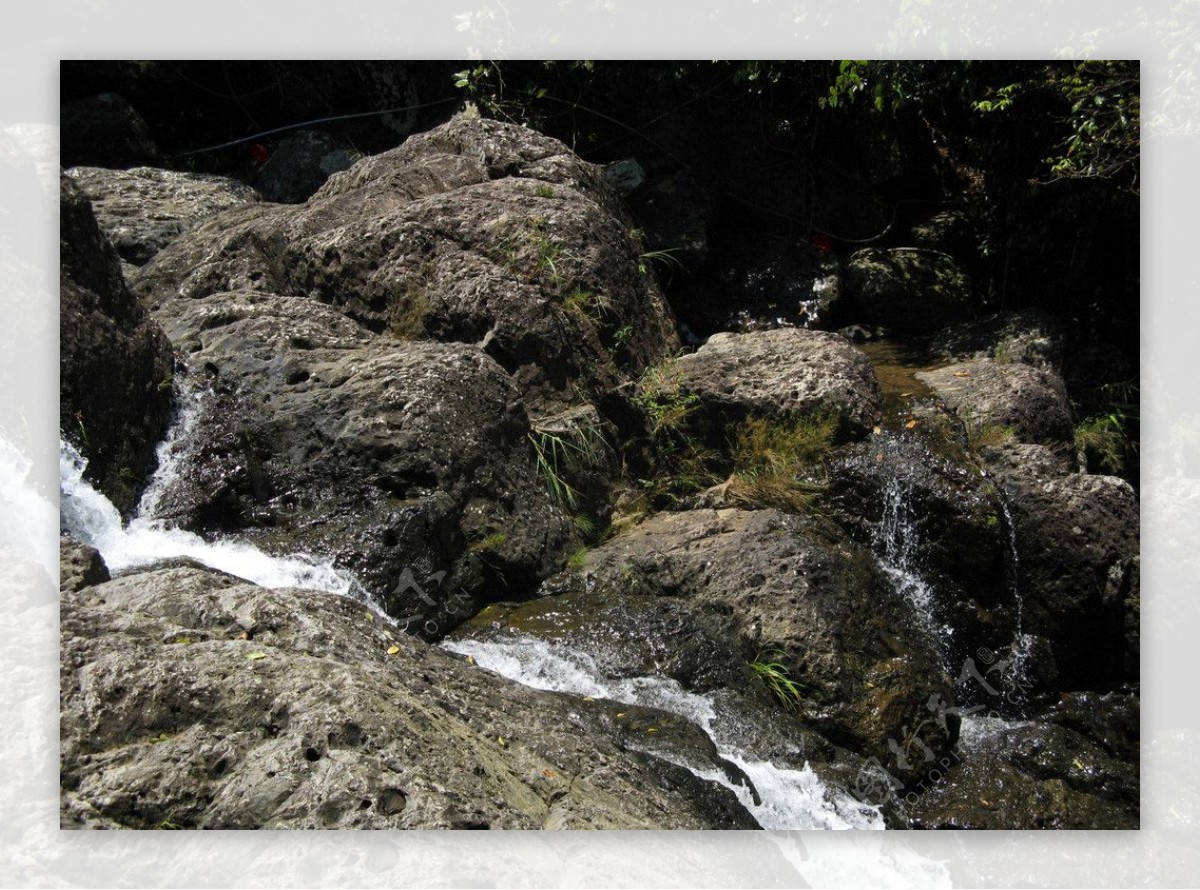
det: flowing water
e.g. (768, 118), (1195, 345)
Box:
(59, 386), (373, 604)
(443, 634), (885, 830)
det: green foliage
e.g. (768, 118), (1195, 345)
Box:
(726, 412), (836, 513)
(1074, 377), (1138, 476)
(533, 184), (556, 199)
(967, 421), (1018, 451)
(528, 420), (609, 511)
(632, 361), (699, 438)
(750, 649), (806, 713)
(637, 247), (685, 285)
(471, 532), (509, 552)
(973, 60), (1139, 192)
(566, 546), (588, 571)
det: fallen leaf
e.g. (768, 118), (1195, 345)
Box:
(954, 370), (971, 378)
(615, 712), (627, 718)
(387, 645), (400, 655)
(237, 631), (249, 640)
(246, 652), (267, 661)
(466, 655), (476, 665)
(1073, 758), (1086, 770)
(900, 391), (914, 398)
(497, 736), (507, 747)
(543, 769), (558, 778)
(981, 798), (991, 806)
(582, 696), (595, 702)
(364, 612), (375, 622)
(174, 636), (191, 645)
(647, 727), (659, 733)
(905, 419), (919, 429)
(872, 425), (883, 435)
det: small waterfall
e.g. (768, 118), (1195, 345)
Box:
(870, 440), (952, 656)
(59, 386), (378, 609)
(443, 635), (885, 830)
(995, 489), (1035, 698)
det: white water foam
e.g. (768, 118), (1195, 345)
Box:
(60, 434), (366, 600)
(443, 634), (884, 830)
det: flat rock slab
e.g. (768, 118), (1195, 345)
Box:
(664, 328), (882, 437)
(917, 359), (1074, 446)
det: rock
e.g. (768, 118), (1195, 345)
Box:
(1044, 687), (1139, 761)
(60, 565), (756, 829)
(60, 537), (110, 593)
(1002, 473), (1139, 688)
(135, 114), (679, 415)
(59, 173), (175, 514)
(65, 166), (261, 265)
(59, 92), (162, 168)
(973, 442), (1074, 483)
(907, 715), (1137, 829)
(511, 507), (956, 779)
(908, 209), (975, 257)
(844, 248), (974, 335)
(603, 158), (646, 193)
(929, 308), (1064, 370)
(823, 433), (1013, 661)
(916, 359), (1074, 446)
(254, 129), (360, 203)
(655, 328), (882, 439)
(152, 291), (573, 635)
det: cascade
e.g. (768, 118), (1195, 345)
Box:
(59, 386), (379, 611)
(444, 634), (885, 830)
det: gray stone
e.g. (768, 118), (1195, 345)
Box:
(60, 566), (756, 830)
(661, 328), (882, 438)
(66, 166), (261, 265)
(917, 359), (1074, 447)
(845, 248), (974, 335)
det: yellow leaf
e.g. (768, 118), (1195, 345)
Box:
(900, 392), (914, 398)
(615, 712), (627, 718)
(246, 652), (267, 661)
(872, 425), (882, 435)
(466, 655), (476, 665)
(954, 370), (971, 378)
(647, 727), (659, 733)
(543, 769), (557, 778)
(1073, 758), (1086, 770)
(387, 645), (400, 655)
(497, 736), (507, 747)
(582, 696), (595, 702)
(905, 419), (919, 429)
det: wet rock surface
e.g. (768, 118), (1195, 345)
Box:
(60, 559), (756, 830)
(59, 173), (175, 514)
(506, 508), (957, 779)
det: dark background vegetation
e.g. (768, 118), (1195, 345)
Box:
(61, 59), (1139, 476)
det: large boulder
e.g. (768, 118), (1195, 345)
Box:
(59, 173), (175, 514)
(65, 166), (262, 265)
(844, 248), (974, 335)
(929, 308), (1064, 370)
(253, 129), (360, 203)
(508, 507), (956, 781)
(60, 563), (755, 830)
(651, 328), (881, 439)
(1002, 472), (1139, 688)
(152, 291), (572, 635)
(135, 114), (679, 415)
(917, 359), (1074, 447)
